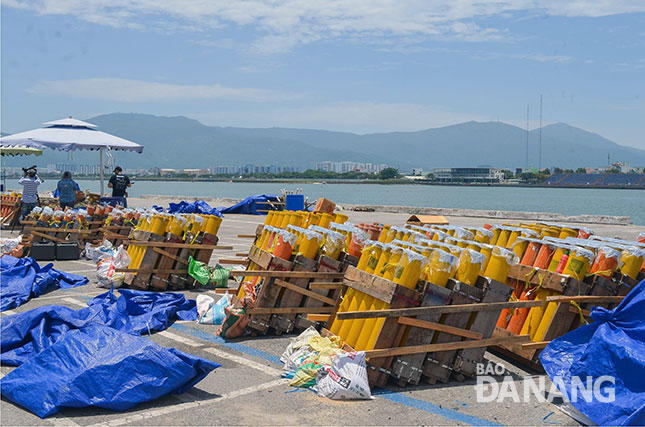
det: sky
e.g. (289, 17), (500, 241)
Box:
(1, 1), (644, 149)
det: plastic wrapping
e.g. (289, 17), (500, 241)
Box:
(619, 246), (645, 279)
(453, 228), (474, 241)
(590, 246), (621, 278)
(0, 325), (219, 418)
(0, 256), (89, 312)
(456, 249), (485, 286)
(540, 279), (645, 426)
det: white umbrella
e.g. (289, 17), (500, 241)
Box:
(0, 117), (143, 195)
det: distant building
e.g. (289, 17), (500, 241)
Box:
(612, 162), (633, 173)
(433, 168), (504, 183)
(315, 161), (389, 174)
(411, 168), (424, 176)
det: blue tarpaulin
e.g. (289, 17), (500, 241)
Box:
(540, 279), (645, 426)
(167, 200), (222, 216)
(0, 256), (89, 312)
(219, 194), (279, 215)
(1, 325), (220, 418)
(1, 288), (197, 366)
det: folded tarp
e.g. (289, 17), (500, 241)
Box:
(540, 279), (645, 426)
(167, 200), (222, 216)
(1, 288), (197, 366)
(0, 255), (89, 312)
(219, 194), (279, 215)
(1, 324), (220, 418)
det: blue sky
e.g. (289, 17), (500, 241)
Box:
(2, 1), (644, 149)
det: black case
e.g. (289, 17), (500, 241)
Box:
(56, 242), (80, 260)
(30, 241), (56, 261)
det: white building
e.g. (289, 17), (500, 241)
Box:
(315, 161), (389, 174)
(433, 168), (505, 183)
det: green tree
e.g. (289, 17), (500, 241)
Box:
(503, 170), (514, 180)
(378, 167), (399, 180)
(553, 167), (563, 173)
(575, 167), (587, 174)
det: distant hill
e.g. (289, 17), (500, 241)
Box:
(3, 113), (645, 170)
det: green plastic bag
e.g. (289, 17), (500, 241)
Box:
(188, 256), (231, 287)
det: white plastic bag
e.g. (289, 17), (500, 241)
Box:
(314, 351), (373, 400)
(196, 294), (231, 325)
(96, 245), (131, 288)
(85, 240), (115, 263)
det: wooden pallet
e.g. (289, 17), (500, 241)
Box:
(244, 245), (345, 335)
(333, 267), (530, 388)
(490, 265), (629, 369)
(118, 229), (227, 291)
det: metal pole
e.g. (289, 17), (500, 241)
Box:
(100, 146), (104, 196)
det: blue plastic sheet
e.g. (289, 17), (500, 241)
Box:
(219, 194), (279, 215)
(540, 279), (645, 426)
(167, 200), (222, 216)
(0, 255), (89, 312)
(1, 288), (197, 366)
(1, 324), (220, 418)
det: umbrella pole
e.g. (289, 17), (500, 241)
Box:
(100, 146), (104, 196)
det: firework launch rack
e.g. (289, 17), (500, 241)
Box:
(115, 228), (232, 291)
(238, 243), (359, 336)
(490, 264), (634, 370)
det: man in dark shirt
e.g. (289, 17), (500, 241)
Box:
(108, 166), (131, 199)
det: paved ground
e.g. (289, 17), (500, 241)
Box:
(4, 210), (640, 426)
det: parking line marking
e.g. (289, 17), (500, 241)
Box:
(156, 330), (201, 347)
(62, 297), (87, 307)
(88, 379), (288, 427)
(203, 347), (282, 377)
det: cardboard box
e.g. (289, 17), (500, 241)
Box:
(314, 198), (336, 214)
(406, 214), (449, 226)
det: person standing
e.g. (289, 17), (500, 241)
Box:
(108, 166), (131, 205)
(56, 171), (80, 209)
(18, 168), (42, 218)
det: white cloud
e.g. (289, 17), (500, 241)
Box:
(189, 101), (489, 134)
(7, 1), (645, 53)
(27, 78), (290, 102)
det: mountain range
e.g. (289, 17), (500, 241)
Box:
(3, 113), (645, 171)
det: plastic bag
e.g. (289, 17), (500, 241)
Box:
(196, 294), (231, 325)
(85, 240), (114, 263)
(315, 351), (373, 400)
(96, 245), (131, 289)
(281, 326), (320, 367)
(188, 257), (231, 287)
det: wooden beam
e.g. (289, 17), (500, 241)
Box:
(307, 314), (330, 322)
(364, 335), (530, 359)
(237, 234), (257, 238)
(521, 341), (550, 350)
(569, 306), (591, 318)
(28, 231), (68, 243)
(336, 300), (542, 320)
(229, 270), (344, 279)
(152, 247), (189, 265)
(218, 258), (249, 265)
(247, 306), (335, 315)
(545, 295), (624, 304)
(274, 278), (336, 306)
(115, 268), (188, 274)
(397, 317), (484, 340)
(122, 241), (232, 250)
(308, 282), (343, 290)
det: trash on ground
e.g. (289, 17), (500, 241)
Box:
(280, 327), (373, 400)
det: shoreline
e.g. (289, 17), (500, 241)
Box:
(26, 175), (645, 189)
(135, 194), (633, 226)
